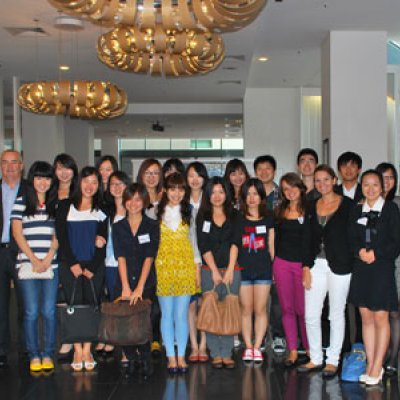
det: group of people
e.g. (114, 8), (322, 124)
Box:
(0, 147), (399, 387)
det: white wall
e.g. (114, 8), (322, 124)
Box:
(243, 88), (302, 178)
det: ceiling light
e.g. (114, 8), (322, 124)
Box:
(17, 80), (127, 120)
(258, 56), (269, 62)
(59, 64), (70, 71)
(48, 0), (267, 33)
(54, 15), (84, 31)
(97, 26), (224, 77)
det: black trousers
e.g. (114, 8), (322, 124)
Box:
(0, 247), (24, 355)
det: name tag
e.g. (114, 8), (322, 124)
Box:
(298, 216), (304, 224)
(256, 225), (267, 234)
(357, 217), (367, 226)
(138, 234), (150, 244)
(202, 221), (211, 233)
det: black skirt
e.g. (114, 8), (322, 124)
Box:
(348, 260), (398, 312)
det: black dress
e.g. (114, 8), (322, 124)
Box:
(348, 200), (400, 311)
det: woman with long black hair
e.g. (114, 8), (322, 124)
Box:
(55, 166), (107, 372)
(11, 161), (58, 372)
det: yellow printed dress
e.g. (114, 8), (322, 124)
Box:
(155, 221), (197, 296)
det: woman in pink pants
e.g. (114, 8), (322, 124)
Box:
(273, 173), (309, 366)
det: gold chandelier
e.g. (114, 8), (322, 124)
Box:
(48, 0), (267, 32)
(17, 80), (127, 119)
(97, 25), (224, 76)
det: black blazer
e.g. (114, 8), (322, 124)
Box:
(303, 196), (354, 275)
(348, 201), (400, 263)
(335, 183), (363, 204)
(0, 179), (27, 252)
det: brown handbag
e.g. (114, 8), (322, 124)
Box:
(197, 284), (241, 336)
(98, 297), (153, 345)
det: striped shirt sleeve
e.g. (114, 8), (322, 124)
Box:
(11, 196), (26, 220)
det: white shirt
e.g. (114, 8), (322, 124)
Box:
(343, 184), (357, 200)
(163, 205), (181, 231)
(362, 196), (385, 213)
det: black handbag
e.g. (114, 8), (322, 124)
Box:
(58, 278), (101, 343)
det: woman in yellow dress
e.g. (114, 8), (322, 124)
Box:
(156, 173), (197, 374)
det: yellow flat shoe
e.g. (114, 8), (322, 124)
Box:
(30, 358), (42, 372)
(42, 357), (54, 371)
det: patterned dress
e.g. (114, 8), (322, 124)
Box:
(155, 221), (197, 296)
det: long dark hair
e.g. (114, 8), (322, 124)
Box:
(240, 178), (268, 218)
(157, 173), (191, 225)
(376, 162), (398, 201)
(275, 173), (307, 222)
(162, 158), (186, 180)
(197, 176), (234, 222)
(53, 153), (78, 198)
(72, 166), (103, 211)
(104, 171), (130, 219)
(96, 155), (118, 174)
(185, 161), (209, 202)
(25, 161), (57, 218)
(223, 158), (250, 201)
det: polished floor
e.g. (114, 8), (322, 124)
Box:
(0, 350), (399, 400)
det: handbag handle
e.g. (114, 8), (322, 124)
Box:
(69, 276), (99, 310)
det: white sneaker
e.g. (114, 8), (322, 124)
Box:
(234, 336), (242, 349)
(271, 337), (286, 354)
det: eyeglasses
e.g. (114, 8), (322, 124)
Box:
(144, 171), (160, 177)
(383, 175), (395, 180)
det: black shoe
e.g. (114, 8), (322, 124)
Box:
(0, 355), (7, 367)
(57, 349), (73, 363)
(122, 360), (136, 377)
(384, 365), (398, 378)
(141, 359), (154, 378)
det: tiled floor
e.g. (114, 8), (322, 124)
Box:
(0, 351), (398, 400)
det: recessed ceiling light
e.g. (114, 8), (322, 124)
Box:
(59, 65), (70, 71)
(258, 56), (269, 62)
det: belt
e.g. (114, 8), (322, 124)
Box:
(0, 243), (10, 249)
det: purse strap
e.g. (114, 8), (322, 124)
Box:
(69, 277), (99, 310)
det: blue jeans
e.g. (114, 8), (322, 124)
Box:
(158, 295), (191, 357)
(19, 269), (59, 359)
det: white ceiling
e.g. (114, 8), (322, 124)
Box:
(1, 0), (400, 106)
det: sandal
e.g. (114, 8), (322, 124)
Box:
(71, 361), (84, 372)
(211, 357), (223, 369)
(83, 354), (97, 371)
(198, 353), (209, 363)
(188, 353), (199, 363)
(222, 358), (235, 369)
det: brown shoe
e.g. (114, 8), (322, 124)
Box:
(222, 358), (235, 369)
(322, 364), (338, 379)
(211, 357), (223, 369)
(297, 362), (324, 373)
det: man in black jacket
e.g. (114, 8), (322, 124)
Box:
(0, 149), (26, 367)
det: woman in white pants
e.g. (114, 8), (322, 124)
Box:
(298, 165), (354, 378)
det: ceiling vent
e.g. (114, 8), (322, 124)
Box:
(225, 55), (245, 62)
(54, 15), (84, 31)
(217, 80), (242, 85)
(4, 26), (49, 37)
(222, 66), (237, 70)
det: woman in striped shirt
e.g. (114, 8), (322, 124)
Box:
(11, 161), (58, 373)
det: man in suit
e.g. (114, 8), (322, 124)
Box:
(0, 149), (26, 367)
(335, 151), (363, 203)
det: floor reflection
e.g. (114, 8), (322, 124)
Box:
(0, 351), (398, 400)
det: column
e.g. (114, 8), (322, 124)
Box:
(64, 118), (94, 169)
(321, 31), (388, 169)
(21, 112), (65, 170)
(100, 134), (119, 166)
(0, 79), (4, 153)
